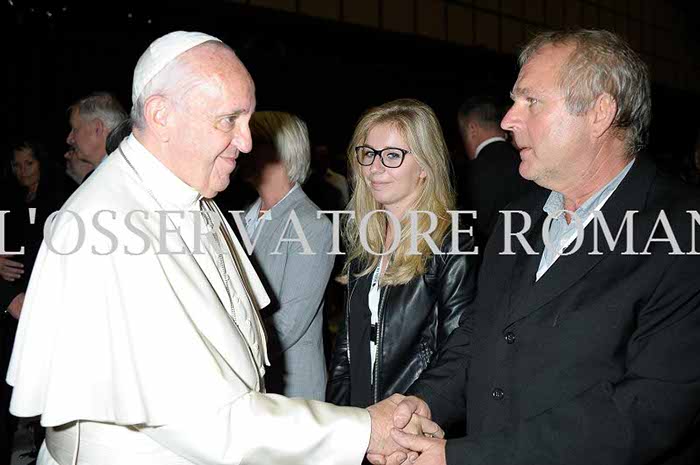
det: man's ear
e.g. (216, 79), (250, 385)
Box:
(590, 93), (617, 139)
(468, 121), (480, 137)
(143, 95), (172, 142)
(94, 118), (106, 137)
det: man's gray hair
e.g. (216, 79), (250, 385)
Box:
(250, 111), (311, 184)
(69, 92), (127, 132)
(519, 29), (651, 155)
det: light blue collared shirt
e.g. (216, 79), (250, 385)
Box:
(536, 159), (635, 281)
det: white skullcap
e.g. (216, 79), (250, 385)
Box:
(131, 31), (222, 104)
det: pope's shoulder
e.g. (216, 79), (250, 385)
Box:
(61, 153), (146, 215)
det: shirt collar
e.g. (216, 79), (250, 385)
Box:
(543, 158), (635, 219)
(120, 134), (202, 210)
(474, 136), (507, 158)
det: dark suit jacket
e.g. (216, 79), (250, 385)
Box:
(410, 155), (700, 464)
(464, 140), (541, 246)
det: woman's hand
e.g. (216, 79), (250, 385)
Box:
(0, 256), (24, 281)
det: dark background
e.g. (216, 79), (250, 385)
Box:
(6, 0), (700, 178)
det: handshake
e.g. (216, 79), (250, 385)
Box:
(366, 394), (446, 465)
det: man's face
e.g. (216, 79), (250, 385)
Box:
(501, 44), (592, 191)
(66, 109), (105, 167)
(64, 148), (94, 184)
(167, 50), (255, 199)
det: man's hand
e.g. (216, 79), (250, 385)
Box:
(8, 292), (25, 319)
(366, 395), (444, 464)
(387, 428), (446, 465)
(0, 256), (24, 282)
(392, 396), (437, 432)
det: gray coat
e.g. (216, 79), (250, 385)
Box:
(245, 187), (334, 400)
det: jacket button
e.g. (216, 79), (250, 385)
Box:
(492, 388), (505, 400)
(504, 332), (516, 344)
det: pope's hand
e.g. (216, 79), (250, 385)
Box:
(366, 395), (444, 464)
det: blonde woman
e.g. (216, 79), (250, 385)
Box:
(327, 99), (477, 408)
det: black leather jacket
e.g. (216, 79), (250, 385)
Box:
(327, 232), (477, 407)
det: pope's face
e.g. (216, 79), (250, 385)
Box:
(168, 49), (255, 199)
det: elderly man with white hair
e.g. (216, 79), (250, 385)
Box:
(7, 31), (441, 465)
(65, 91), (127, 184)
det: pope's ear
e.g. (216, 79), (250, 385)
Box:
(143, 95), (172, 142)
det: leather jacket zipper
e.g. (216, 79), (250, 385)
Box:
(345, 279), (358, 367)
(372, 285), (390, 404)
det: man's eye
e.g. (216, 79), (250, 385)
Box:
(217, 116), (237, 131)
(526, 97), (538, 106)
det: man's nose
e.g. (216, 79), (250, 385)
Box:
(235, 125), (253, 154)
(501, 105), (519, 132)
(66, 130), (74, 146)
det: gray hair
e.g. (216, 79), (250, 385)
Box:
(130, 41), (231, 131)
(519, 29), (651, 155)
(249, 111), (311, 184)
(69, 92), (127, 132)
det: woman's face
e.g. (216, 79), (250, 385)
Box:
(12, 148), (41, 188)
(360, 123), (426, 215)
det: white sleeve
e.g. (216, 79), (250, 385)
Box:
(138, 391), (371, 465)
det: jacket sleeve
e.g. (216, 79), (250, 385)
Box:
(433, 230), (478, 354)
(442, 254), (700, 465)
(406, 312), (472, 429)
(326, 278), (352, 406)
(265, 218), (335, 355)
(407, 231), (477, 427)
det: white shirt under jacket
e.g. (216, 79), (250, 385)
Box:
(7, 134), (370, 465)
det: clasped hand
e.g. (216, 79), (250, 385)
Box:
(366, 394), (446, 464)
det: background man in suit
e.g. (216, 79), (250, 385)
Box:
(65, 91), (127, 183)
(458, 95), (539, 245)
(240, 111), (333, 401)
(377, 29), (700, 465)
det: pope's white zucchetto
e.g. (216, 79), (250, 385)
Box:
(131, 30), (222, 104)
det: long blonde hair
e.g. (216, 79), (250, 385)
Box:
(342, 99), (456, 286)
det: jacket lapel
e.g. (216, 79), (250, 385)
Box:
(505, 156), (656, 326)
(251, 186), (306, 253)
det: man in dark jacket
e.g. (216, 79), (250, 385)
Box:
(457, 95), (540, 245)
(376, 29), (700, 465)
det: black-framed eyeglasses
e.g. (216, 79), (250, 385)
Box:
(355, 146), (410, 168)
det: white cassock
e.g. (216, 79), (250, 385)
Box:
(7, 134), (370, 465)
